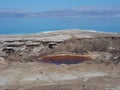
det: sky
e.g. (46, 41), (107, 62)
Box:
(0, 0), (120, 12)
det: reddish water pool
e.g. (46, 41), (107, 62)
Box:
(39, 54), (92, 65)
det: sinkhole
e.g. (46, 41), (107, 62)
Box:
(39, 54), (92, 65)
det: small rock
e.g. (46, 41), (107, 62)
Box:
(0, 57), (5, 64)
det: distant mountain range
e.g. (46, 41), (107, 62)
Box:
(0, 7), (120, 18)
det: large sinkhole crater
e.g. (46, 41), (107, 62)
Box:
(39, 54), (92, 65)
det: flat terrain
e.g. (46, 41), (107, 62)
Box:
(0, 62), (120, 90)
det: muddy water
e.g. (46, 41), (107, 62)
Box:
(39, 55), (92, 65)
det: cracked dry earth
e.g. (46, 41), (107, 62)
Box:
(0, 62), (120, 90)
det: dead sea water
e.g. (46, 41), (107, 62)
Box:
(0, 17), (120, 34)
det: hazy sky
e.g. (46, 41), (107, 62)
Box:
(0, 0), (120, 12)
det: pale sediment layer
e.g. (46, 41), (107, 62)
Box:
(0, 62), (120, 90)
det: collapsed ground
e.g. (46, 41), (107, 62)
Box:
(0, 33), (120, 64)
(0, 30), (120, 90)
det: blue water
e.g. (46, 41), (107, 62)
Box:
(0, 17), (120, 34)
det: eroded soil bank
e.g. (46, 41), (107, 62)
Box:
(0, 30), (120, 64)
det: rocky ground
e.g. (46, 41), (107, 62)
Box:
(0, 30), (120, 90)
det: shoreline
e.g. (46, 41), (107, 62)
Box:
(0, 29), (119, 35)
